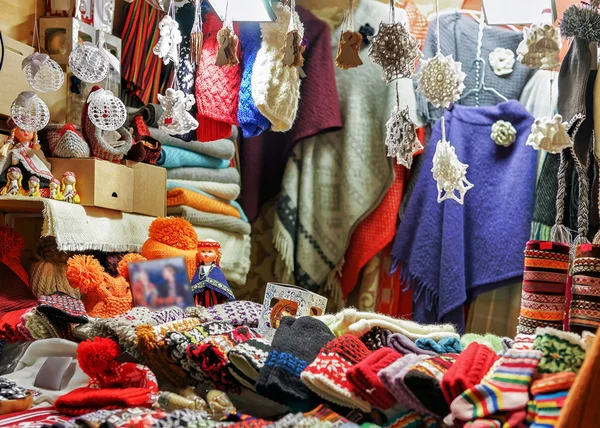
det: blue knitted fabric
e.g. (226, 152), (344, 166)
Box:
(157, 145), (230, 169)
(237, 22), (270, 138)
(415, 337), (463, 354)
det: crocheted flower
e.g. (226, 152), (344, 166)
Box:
(533, 328), (586, 374)
(488, 48), (515, 76)
(491, 120), (517, 147)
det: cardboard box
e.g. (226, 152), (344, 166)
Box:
(49, 157), (134, 212)
(123, 160), (166, 218)
(0, 37), (34, 118)
(39, 17), (96, 65)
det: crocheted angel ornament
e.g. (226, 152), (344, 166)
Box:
(158, 88), (199, 135)
(153, 15), (182, 66)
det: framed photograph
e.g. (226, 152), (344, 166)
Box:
(127, 257), (193, 310)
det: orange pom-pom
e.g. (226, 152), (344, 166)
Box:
(66, 255), (105, 293)
(117, 253), (147, 281)
(77, 337), (120, 377)
(147, 217), (197, 250)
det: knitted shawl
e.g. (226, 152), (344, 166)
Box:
(391, 101), (536, 332)
(273, 0), (417, 298)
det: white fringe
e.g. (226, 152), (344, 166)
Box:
(272, 216), (295, 283)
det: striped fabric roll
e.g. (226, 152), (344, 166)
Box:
(517, 241), (569, 335)
(569, 244), (600, 334)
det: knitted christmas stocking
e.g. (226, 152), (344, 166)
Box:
(404, 355), (457, 417)
(451, 349), (542, 422)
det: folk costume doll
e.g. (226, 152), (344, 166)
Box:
(0, 167), (24, 196)
(61, 171), (80, 204)
(49, 178), (62, 200)
(191, 239), (235, 307)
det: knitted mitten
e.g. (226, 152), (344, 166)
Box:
(378, 354), (431, 416)
(346, 347), (402, 410)
(228, 338), (273, 390)
(388, 332), (437, 356)
(451, 349), (542, 421)
(533, 327), (585, 373)
(460, 333), (506, 354)
(301, 334), (373, 412)
(360, 326), (391, 351)
(256, 316), (335, 411)
(404, 355), (457, 417)
(185, 301), (263, 327)
(527, 373), (575, 428)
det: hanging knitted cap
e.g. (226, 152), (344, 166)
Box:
(251, 3), (303, 132)
(533, 327), (586, 374)
(301, 334), (373, 412)
(256, 316), (335, 411)
(195, 12), (241, 142)
(378, 354), (431, 416)
(228, 338), (273, 391)
(441, 342), (500, 405)
(404, 355), (457, 417)
(47, 124), (90, 158)
(54, 337), (158, 416)
(346, 347), (402, 410)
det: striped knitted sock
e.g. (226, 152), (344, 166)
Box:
(529, 391), (568, 428)
(463, 409), (526, 428)
(451, 349), (542, 421)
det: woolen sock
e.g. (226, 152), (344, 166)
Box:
(388, 332), (437, 356)
(404, 355), (457, 417)
(441, 342), (500, 405)
(527, 373), (575, 428)
(301, 334), (373, 412)
(346, 347), (402, 410)
(463, 409), (527, 428)
(228, 338), (272, 390)
(256, 316), (335, 411)
(533, 327), (585, 373)
(185, 300), (263, 327)
(460, 333), (505, 354)
(451, 349), (542, 421)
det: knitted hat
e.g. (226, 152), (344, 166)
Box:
(533, 327), (586, 373)
(251, 3), (303, 132)
(360, 326), (391, 351)
(256, 316), (335, 411)
(228, 338), (273, 390)
(141, 217), (199, 281)
(404, 355), (457, 417)
(346, 347), (402, 410)
(441, 342), (500, 405)
(388, 332), (437, 356)
(54, 337), (158, 416)
(378, 354), (431, 416)
(301, 334), (373, 412)
(237, 22), (270, 138)
(29, 237), (80, 299)
(129, 115), (162, 165)
(47, 124), (90, 158)
(185, 300), (263, 327)
(0, 226), (37, 318)
(195, 12), (241, 142)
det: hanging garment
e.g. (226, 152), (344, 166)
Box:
(391, 101), (537, 332)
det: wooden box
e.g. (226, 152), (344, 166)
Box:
(123, 160), (166, 218)
(0, 37), (34, 118)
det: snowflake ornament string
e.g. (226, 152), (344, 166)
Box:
(153, 15), (182, 66)
(157, 88), (199, 135)
(10, 92), (50, 132)
(369, 22), (421, 83)
(385, 105), (422, 168)
(416, 53), (466, 108)
(517, 24), (561, 70)
(69, 42), (110, 83)
(526, 114), (573, 154)
(87, 89), (127, 131)
(21, 52), (64, 93)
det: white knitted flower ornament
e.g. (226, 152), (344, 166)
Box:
(526, 115), (573, 154)
(385, 106), (422, 168)
(416, 53), (466, 108)
(488, 48), (515, 76)
(369, 21), (421, 84)
(517, 24), (561, 70)
(491, 120), (517, 147)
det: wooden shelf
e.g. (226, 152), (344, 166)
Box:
(0, 198), (45, 214)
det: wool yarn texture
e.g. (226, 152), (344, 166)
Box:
(404, 355), (457, 417)
(533, 327), (585, 373)
(167, 188), (242, 219)
(47, 124), (90, 158)
(415, 337), (463, 354)
(388, 332), (437, 356)
(251, 3), (303, 132)
(569, 244), (600, 334)
(460, 333), (506, 353)
(157, 146), (230, 169)
(166, 181), (248, 220)
(228, 338), (272, 390)
(167, 206), (251, 236)
(148, 126), (237, 160)
(167, 180), (241, 201)
(185, 300), (263, 327)
(360, 326), (391, 351)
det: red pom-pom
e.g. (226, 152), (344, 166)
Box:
(77, 337), (120, 377)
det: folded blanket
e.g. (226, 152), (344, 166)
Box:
(127, 104), (163, 128)
(167, 167), (240, 184)
(167, 179), (240, 201)
(149, 127), (236, 160)
(167, 188), (241, 219)
(168, 206), (251, 235)
(157, 145), (230, 169)
(166, 182), (248, 221)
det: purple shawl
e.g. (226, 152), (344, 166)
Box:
(391, 101), (536, 333)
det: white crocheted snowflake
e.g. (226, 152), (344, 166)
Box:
(385, 106), (423, 169)
(416, 53), (466, 108)
(369, 22), (421, 84)
(431, 137), (473, 204)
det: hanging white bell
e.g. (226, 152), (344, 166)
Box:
(416, 53), (466, 108)
(87, 89), (127, 131)
(21, 52), (64, 93)
(526, 114), (573, 154)
(10, 92), (50, 132)
(68, 42), (110, 83)
(431, 133), (473, 204)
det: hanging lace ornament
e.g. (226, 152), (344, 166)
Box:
(431, 125), (473, 204)
(336, 0), (363, 70)
(488, 48), (515, 76)
(21, 52), (64, 93)
(516, 24), (561, 70)
(157, 88), (199, 135)
(491, 120), (517, 147)
(10, 92), (50, 132)
(154, 15), (182, 66)
(416, 53), (466, 108)
(385, 106), (422, 168)
(87, 89), (127, 131)
(526, 114), (573, 154)
(190, 0), (203, 65)
(68, 42), (110, 83)
(282, 0), (305, 67)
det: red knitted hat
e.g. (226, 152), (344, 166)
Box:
(346, 347), (402, 410)
(440, 342), (500, 404)
(195, 12), (241, 142)
(54, 337), (158, 415)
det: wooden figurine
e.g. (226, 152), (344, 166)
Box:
(61, 171), (80, 204)
(49, 178), (63, 200)
(282, 30), (305, 67)
(28, 177), (41, 197)
(215, 28), (239, 67)
(336, 30), (363, 69)
(0, 167), (24, 196)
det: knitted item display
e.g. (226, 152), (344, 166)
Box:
(167, 188), (242, 219)
(228, 338), (272, 390)
(346, 347), (402, 410)
(360, 326), (391, 351)
(165, 322), (216, 383)
(441, 342), (500, 405)
(388, 332), (437, 356)
(528, 373), (575, 428)
(166, 181), (247, 220)
(195, 12), (241, 142)
(47, 124), (90, 158)
(0, 308), (32, 342)
(25, 308), (59, 339)
(301, 334), (373, 412)
(129, 115), (162, 165)
(415, 337), (463, 354)
(37, 292), (88, 324)
(167, 180), (241, 201)
(238, 22), (270, 138)
(185, 301), (263, 327)
(168, 206), (250, 236)
(386, 410), (439, 428)
(167, 166), (241, 184)
(256, 316), (335, 411)
(158, 146), (229, 169)
(460, 333), (506, 354)
(251, 3), (303, 132)
(54, 338), (158, 416)
(29, 237), (80, 299)
(569, 244), (600, 333)
(379, 354), (432, 415)
(533, 327), (585, 373)
(450, 349), (542, 422)
(148, 126), (237, 160)
(404, 355), (457, 417)
(517, 241), (570, 335)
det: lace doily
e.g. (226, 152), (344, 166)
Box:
(385, 106), (422, 168)
(416, 53), (466, 108)
(87, 89), (127, 131)
(157, 88), (199, 135)
(10, 92), (50, 132)
(369, 22), (421, 84)
(154, 15), (182, 66)
(22, 52), (64, 93)
(488, 48), (515, 76)
(69, 42), (110, 83)
(526, 114), (573, 154)
(517, 24), (561, 70)
(491, 120), (517, 147)
(431, 133), (473, 204)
